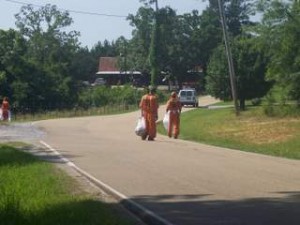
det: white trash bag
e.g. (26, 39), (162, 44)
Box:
(8, 110), (11, 122)
(163, 111), (170, 131)
(0, 109), (11, 121)
(135, 117), (146, 136)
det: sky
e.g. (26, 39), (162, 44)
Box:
(0, 0), (207, 49)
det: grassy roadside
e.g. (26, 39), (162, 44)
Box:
(11, 104), (139, 122)
(158, 106), (300, 159)
(0, 144), (135, 225)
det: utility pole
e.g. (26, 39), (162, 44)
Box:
(154, 0), (158, 11)
(149, 0), (159, 86)
(217, 0), (240, 116)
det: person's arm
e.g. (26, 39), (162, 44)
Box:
(166, 100), (170, 112)
(177, 100), (182, 113)
(154, 96), (159, 120)
(139, 96), (145, 116)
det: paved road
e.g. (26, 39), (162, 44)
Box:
(5, 96), (300, 225)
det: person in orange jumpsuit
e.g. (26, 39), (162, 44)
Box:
(166, 92), (182, 139)
(139, 86), (159, 141)
(1, 97), (10, 121)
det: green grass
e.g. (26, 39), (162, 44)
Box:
(0, 144), (134, 225)
(158, 107), (300, 159)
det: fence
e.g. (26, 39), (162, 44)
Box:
(9, 103), (139, 122)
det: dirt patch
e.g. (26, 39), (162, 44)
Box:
(215, 118), (298, 145)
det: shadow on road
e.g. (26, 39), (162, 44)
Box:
(126, 192), (300, 225)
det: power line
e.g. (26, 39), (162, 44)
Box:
(3, 0), (128, 18)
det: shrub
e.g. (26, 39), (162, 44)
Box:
(78, 86), (144, 109)
(251, 98), (262, 106)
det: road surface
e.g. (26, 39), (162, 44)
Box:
(2, 96), (300, 225)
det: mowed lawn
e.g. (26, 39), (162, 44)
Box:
(159, 106), (300, 159)
(0, 145), (134, 225)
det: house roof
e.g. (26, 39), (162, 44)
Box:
(96, 71), (141, 75)
(98, 57), (119, 72)
(97, 57), (141, 75)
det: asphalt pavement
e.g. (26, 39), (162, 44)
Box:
(2, 96), (300, 225)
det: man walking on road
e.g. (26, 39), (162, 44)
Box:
(166, 91), (182, 139)
(139, 86), (159, 141)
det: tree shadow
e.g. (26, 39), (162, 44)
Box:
(20, 144), (82, 164)
(0, 145), (38, 167)
(0, 144), (81, 167)
(0, 199), (141, 225)
(126, 192), (300, 225)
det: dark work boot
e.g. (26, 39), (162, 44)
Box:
(141, 134), (147, 140)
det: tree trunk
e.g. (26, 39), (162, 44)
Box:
(239, 98), (245, 111)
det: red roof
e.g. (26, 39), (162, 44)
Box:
(98, 57), (119, 72)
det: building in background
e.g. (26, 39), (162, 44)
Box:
(95, 57), (145, 86)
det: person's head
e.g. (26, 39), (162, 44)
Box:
(148, 85), (156, 94)
(3, 97), (8, 101)
(171, 91), (177, 98)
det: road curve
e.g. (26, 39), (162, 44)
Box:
(35, 96), (300, 225)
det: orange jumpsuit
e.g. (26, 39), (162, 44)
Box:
(139, 93), (159, 140)
(1, 99), (10, 121)
(166, 96), (182, 138)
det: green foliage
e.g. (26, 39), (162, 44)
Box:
(149, 17), (159, 86)
(196, 6), (222, 66)
(0, 29), (27, 100)
(251, 98), (262, 106)
(254, 0), (300, 102)
(127, 7), (155, 72)
(264, 103), (300, 117)
(9, 4), (81, 111)
(206, 34), (272, 109)
(128, 4), (213, 87)
(1, 0), (299, 117)
(0, 145), (134, 225)
(263, 85), (300, 117)
(206, 45), (232, 101)
(78, 86), (143, 109)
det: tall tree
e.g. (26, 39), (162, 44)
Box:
(163, 10), (203, 87)
(207, 34), (271, 109)
(128, 5), (204, 87)
(127, 6), (155, 73)
(139, 0), (160, 86)
(0, 29), (28, 106)
(149, 6), (160, 86)
(15, 4), (80, 110)
(255, 0), (300, 104)
(205, 0), (273, 109)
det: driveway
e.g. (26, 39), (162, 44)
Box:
(2, 96), (300, 225)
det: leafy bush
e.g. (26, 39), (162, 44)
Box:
(251, 98), (262, 106)
(263, 88), (300, 117)
(78, 86), (169, 109)
(79, 85), (143, 108)
(265, 105), (300, 117)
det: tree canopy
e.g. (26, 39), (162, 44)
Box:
(0, 0), (299, 113)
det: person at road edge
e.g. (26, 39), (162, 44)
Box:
(166, 91), (182, 139)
